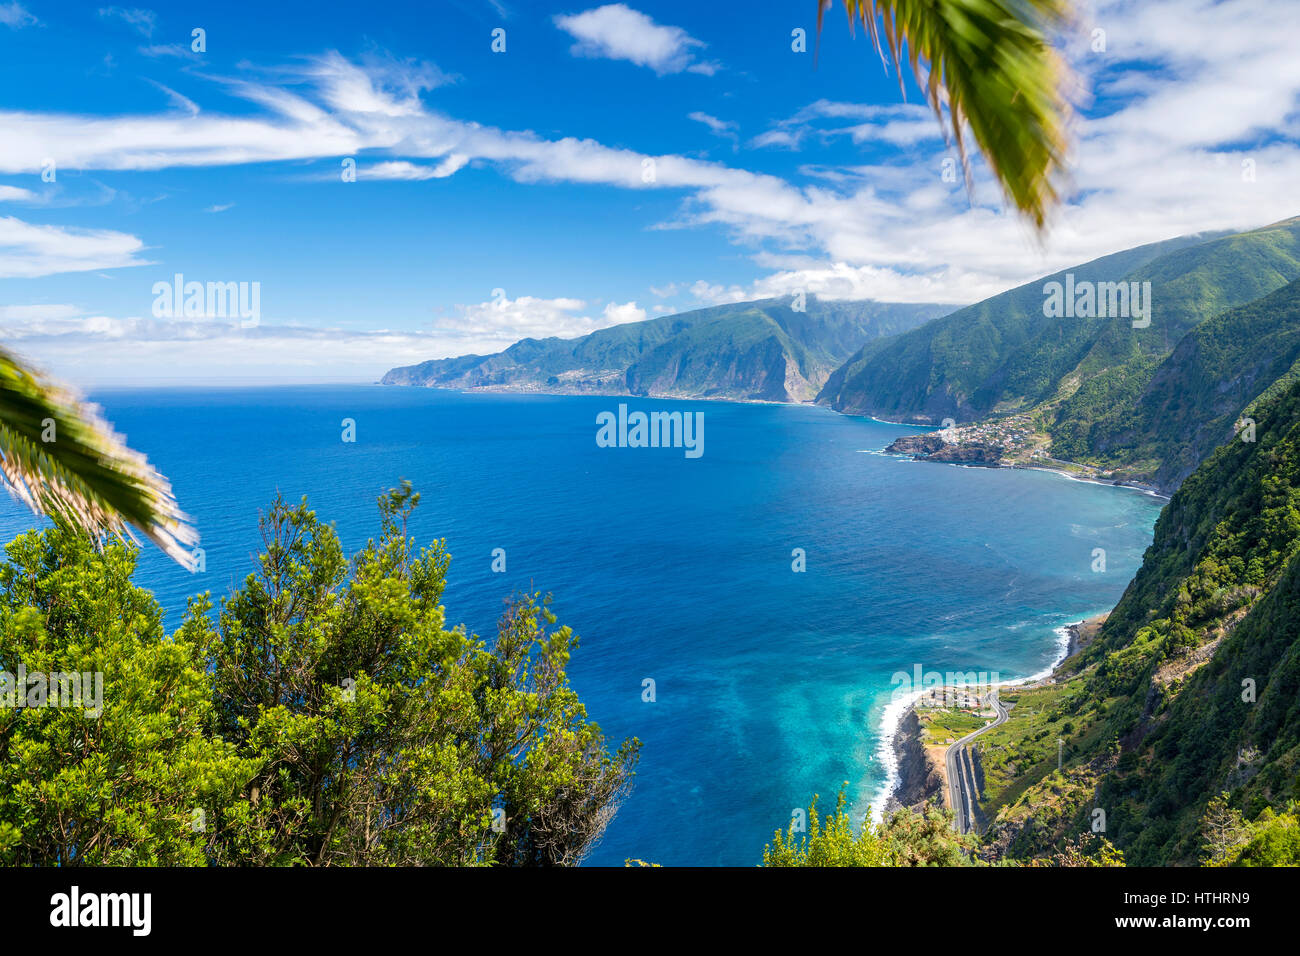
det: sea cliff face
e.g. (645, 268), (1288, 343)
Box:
(887, 708), (946, 813)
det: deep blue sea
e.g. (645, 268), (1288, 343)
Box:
(0, 386), (1163, 866)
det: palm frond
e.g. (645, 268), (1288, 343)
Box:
(0, 348), (197, 565)
(824, 0), (1073, 231)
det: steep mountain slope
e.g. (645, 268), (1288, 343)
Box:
(817, 229), (1235, 421)
(382, 297), (952, 402)
(980, 377), (1300, 865)
(820, 219), (1300, 468)
(1066, 277), (1300, 491)
(1049, 220), (1300, 465)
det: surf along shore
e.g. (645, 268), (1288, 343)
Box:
(876, 613), (1109, 824)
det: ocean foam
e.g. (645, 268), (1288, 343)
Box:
(872, 621), (1079, 822)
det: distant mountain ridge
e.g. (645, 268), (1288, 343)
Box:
(382, 297), (953, 403)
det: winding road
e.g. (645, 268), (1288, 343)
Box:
(945, 691), (1009, 834)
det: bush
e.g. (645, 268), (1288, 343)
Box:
(0, 486), (638, 866)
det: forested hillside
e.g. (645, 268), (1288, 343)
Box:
(1058, 278), (1300, 491)
(821, 217), (1300, 492)
(981, 377), (1300, 865)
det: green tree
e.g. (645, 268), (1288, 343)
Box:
(1027, 834), (1126, 867)
(763, 791), (894, 866)
(185, 484), (639, 866)
(1, 487), (636, 867)
(1227, 809), (1300, 867)
(1199, 792), (1249, 865)
(763, 790), (977, 866)
(0, 525), (251, 865)
(1, 350), (195, 562)
(878, 802), (981, 866)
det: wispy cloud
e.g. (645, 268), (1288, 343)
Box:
(689, 112), (736, 135)
(751, 100), (939, 151)
(363, 157), (469, 180)
(0, 293), (651, 385)
(0, 303), (86, 321)
(0, 314), (439, 385)
(145, 79), (199, 115)
(689, 111), (739, 149)
(1, 0), (1298, 310)
(0, 2), (38, 29)
(97, 6), (157, 38)
(430, 291), (645, 344)
(0, 216), (150, 278)
(554, 4), (718, 76)
(137, 43), (200, 59)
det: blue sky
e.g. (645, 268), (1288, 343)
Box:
(1, 0), (1297, 384)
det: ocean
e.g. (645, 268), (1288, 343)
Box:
(0, 385), (1163, 866)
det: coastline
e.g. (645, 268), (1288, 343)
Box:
(379, 381), (815, 408)
(877, 444), (1172, 499)
(873, 613), (1107, 821)
(1012, 463), (1170, 499)
(869, 419), (1173, 499)
(388, 386), (1168, 500)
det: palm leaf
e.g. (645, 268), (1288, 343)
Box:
(823, 0), (1072, 230)
(0, 348), (197, 564)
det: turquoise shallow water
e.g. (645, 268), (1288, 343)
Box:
(0, 385), (1163, 865)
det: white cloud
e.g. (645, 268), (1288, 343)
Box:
(0, 295), (648, 385)
(97, 6), (156, 38)
(146, 80), (199, 116)
(0, 2), (38, 28)
(205, 202), (234, 213)
(688, 111), (735, 136)
(0, 315), (451, 385)
(0, 185), (35, 202)
(748, 129), (801, 150)
(686, 280), (749, 305)
(429, 293), (651, 345)
(1, 1), (1298, 326)
(0, 303), (85, 321)
(751, 100), (939, 151)
(4, 293), (654, 387)
(685, 262), (984, 306)
(602, 300), (646, 324)
(137, 43), (199, 59)
(689, 111), (738, 147)
(554, 4), (717, 75)
(0, 216), (150, 278)
(364, 156), (468, 180)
